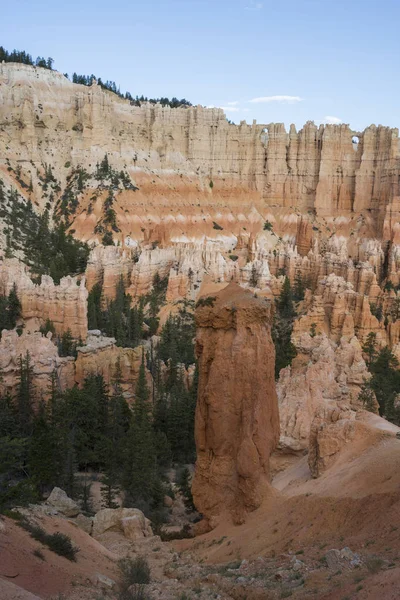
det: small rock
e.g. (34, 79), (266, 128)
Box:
(325, 549), (342, 570)
(340, 547), (358, 561)
(164, 495), (173, 508)
(94, 573), (116, 589)
(291, 558), (305, 572)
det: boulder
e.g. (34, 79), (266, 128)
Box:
(73, 513), (93, 535)
(92, 507), (153, 538)
(46, 487), (80, 517)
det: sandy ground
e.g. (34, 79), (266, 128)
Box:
(0, 514), (118, 599)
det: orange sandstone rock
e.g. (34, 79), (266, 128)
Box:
(192, 283), (279, 526)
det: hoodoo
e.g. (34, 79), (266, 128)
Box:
(192, 283), (280, 526)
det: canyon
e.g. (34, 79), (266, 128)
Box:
(1, 61), (400, 599)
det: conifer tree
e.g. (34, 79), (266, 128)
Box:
(7, 284), (21, 328)
(123, 352), (156, 506)
(101, 360), (130, 508)
(362, 332), (378, 367)
(293, 271), (305, 302)
(28, 401), (58, 494)
(16, 352), (35, 437)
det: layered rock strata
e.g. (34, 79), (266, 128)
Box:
(1, 63), (400, 237)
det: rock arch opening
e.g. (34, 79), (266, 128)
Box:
(352, 135), (360, 151)
(261, 127), (269, 146)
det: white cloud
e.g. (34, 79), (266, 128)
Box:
(226, 101), (239, 106)
(245, 1), (263, 9)
(249, 95), (303, 104)
(323, 115), (343, 124)
(206, 104), (241, 113)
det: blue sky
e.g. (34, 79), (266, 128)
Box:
(2, 0), (399, 131)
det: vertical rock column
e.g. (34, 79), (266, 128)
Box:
(192, 282), (280, 526)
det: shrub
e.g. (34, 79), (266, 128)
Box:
(102, 230), (114, 246)
(118, 556), (151, 588)
(45, 532), (77, 560)
(263, 220), (273, 231)
(118, 588), (148, 600)
(195, 296), (216, 308)
(229, 254), (238, 261)
(366, 557), (384, 573)
(33, 548), (45, 560)
(19, 521), (78, 561)
(212, 221), (223, 230)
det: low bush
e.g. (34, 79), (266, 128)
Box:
(19, 520), (78, 561)
(118, 556), (151, 588)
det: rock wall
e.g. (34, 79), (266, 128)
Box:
(192, 283), (280, 526)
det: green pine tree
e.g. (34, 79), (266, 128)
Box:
(123, 353), (156, 506)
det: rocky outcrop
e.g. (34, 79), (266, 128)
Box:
(75, 332), (150, 400)
(192, 283), (279, 526)
(277, 332), (375, 452)
(0, 258), (88, 340)
(46, 487), (80, 517)
(0, 330), (75, 398)
(0, 330), (150, 401)
(308, 407), (397, 477)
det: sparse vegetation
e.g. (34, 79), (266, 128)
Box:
(195, 296), (216, 308)
(263, 220), (273, 231)
(0, 183), (89, 284)
(118, 555), (151, 585)
(19, 520), (78, 561)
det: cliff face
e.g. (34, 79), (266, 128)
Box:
(192, 283), (280, 526)
(1, 63), (399, 239)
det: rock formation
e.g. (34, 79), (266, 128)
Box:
(0, 258), (88, 340)
(0, 329), (148, 401)
(308, 406), (395, 477)
(1, 63), (400, 244)
(192, 283), (280, 526)
(277, 332), (375, 452)
(75, 332), (150, 400)
(0, 330), (75, 398)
